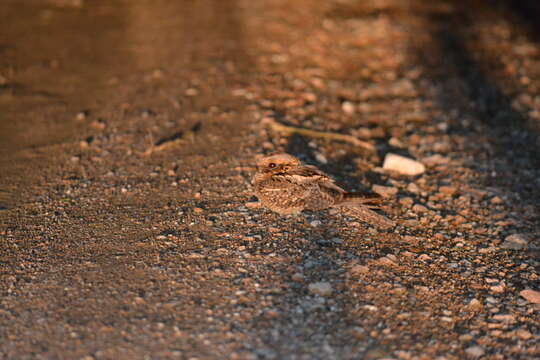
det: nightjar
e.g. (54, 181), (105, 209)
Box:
(252, 153), (395, 229)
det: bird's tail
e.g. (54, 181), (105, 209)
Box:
(341, 192), (383, 208)
(335, 192), (395, 229)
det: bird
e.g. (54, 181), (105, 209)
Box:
(252, 153), (395, 229)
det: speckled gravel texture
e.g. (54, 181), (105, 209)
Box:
(1, 0), (539, 359)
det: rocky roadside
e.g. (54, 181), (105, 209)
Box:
(1, 0), (539, 359)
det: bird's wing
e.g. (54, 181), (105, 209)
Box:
(273, 165), (346, 200)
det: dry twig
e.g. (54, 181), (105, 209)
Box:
(262, 118), (375, 152)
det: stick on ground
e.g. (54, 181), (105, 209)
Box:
(263, 118), (375, 152)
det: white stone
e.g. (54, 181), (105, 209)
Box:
(308, 282), (333, 296)
(465, 346), (485, 358)
(383, 153), (425, 176)
(501, 234), (528, 250)
(341, 101), (355, 114)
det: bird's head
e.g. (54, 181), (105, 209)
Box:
(256, 153), (300, 174)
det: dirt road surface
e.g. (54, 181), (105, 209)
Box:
(1, 0), (539, 359)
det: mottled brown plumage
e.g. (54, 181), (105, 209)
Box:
(252, 153), (395, 229)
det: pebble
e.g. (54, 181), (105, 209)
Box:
(490, 196), (504, 204)
(490, 284), (505, 294)
(439, 186), (457, 195)
(383, 153), (425, 176)
(310, 220), (322, 227)
(263, 309), (280, 320)
(500, 234), (529, 250)
(376, 257), (396, 266)
(406, 183), (420, 193)
(467, 298), (483, 311)
(465, 346), (485, 358)
(519, 289), (540, 304)
(308, 282), (333, 296)
(89, 119), (106, 130)
(185, 88), (199, 96)
(245, 202), (260, 209)
(417, 254), (432, 261)
(422, 154), (449, 166)
(492, 314), (515, 323)
(314, 152), (328, 164)
(398, 197), (414, 207)
(75, 111), (88, 121)
(388, 137), (405, 148)
(515, 329), (533, 340)
(341, 101), (355, 114)
(412, 204), (428, 213)
(372, 185), (398, 197)
(350, 264), (370, 275)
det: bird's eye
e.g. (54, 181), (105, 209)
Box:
(268, 163), (276, 168)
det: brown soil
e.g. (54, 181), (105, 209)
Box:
(1, 0), (539, 359)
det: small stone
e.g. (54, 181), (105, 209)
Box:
(417, 254), (431, 261)
(133, 297), (145, 305)
(75, 111), (88, 121)
(501, 234), (529, 250)
(412, 204), (428, 213)
(308, 282), (333, 296)
(314, 152), (328, 164)
(398, 197), (414, 207)
(520, 289), (540, 304)
(403, 219), (418, 227)
(423, 154), (449, 166)
(350, 264), (370, 275)
(372, 185), (398, 197)
(383, 153), (425, 176)
(245, 202), (261, 209)
(89, 119), (106, 130)
(406, 183), (420, 193)
(388, 137), (405, 148)
(376, 257), (395, 266)
(490, 284), (505, 293)
(263, 309), (280, 320)
(490, 196), (504, 204)
(515, 329), (532, 340)
(386, 254), (398, 262)
(185, 88), (199, 96)
(465, 346), (485, 358)
(492, 314), (515, 323)
(439, 186), (457, 195)
(291, 273), (304, 282)
(351, 327), (367, 340)
(466, 298), (483, 311)
(342, 101), (355, 114)
(301, 93), (317, 102)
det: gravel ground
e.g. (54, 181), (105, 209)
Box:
(1, 0), (539, 359)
